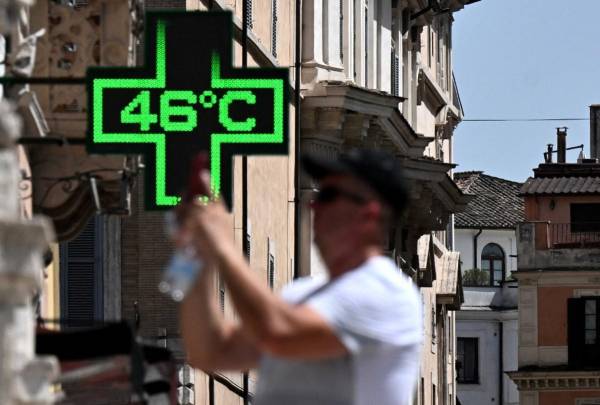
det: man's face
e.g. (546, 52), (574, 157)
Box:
(311, 174), (373, 252)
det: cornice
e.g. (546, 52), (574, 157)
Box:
(508, 370), (600, 391)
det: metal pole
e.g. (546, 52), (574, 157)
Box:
(242, 1), (250, 403)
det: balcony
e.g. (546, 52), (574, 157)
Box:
(547, 223), (600, 249)
(517, 222), (600, 271)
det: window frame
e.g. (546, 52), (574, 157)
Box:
(480, 243), (505, 286)
(457, 337), (479, 384)
(569, 296), (600, 368)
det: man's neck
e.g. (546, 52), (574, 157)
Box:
(325, 245), (383, 279)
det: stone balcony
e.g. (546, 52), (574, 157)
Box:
(517, 222), (600, 270)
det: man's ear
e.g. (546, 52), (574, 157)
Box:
(363, 201), (383, 221)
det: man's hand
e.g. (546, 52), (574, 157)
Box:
(177, 170), (348, 361)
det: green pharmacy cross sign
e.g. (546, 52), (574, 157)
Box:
(87, 11), (289, 210)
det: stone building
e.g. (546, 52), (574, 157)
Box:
(508, 111), (600, 405)
(298, 1), (478, 404)
(454, 171), (523, 405)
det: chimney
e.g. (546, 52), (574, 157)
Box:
(591, 105), (600, 160)
(544, 144), (553, 163)
(557, 127), (567, 163)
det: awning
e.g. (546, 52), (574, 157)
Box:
(432, 236), (464, 310)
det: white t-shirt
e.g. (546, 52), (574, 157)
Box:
(254, 256), (423, 405)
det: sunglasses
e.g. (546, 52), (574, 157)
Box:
(314, 186), (369, 205)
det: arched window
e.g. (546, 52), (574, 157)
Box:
(481, 243), (505, 286)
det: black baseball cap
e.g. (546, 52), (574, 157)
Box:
(302, 148), (409, 213)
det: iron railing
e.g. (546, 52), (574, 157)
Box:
(548, 222), (600, 249)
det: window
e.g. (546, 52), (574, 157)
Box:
(457, 337), (479, 383)
(571, 203), (600, 232)
(481, 243), (505, 286)
(568, 297), (600, 368)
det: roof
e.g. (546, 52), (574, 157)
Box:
(454, 172), (524, 229)
(520, 176), (600, 195)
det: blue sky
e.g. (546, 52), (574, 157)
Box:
(452, 0), (600, 182)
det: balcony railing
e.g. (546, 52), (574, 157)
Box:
(545, 222), (600, 249)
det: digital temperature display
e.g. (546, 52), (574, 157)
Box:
(87, 11), (289, 210)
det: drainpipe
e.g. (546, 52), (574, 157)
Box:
(293, 0), (302, 279)
(242, 0), (249, 402)
(473, 228), (482, 269)
(499, 321), (503, 405)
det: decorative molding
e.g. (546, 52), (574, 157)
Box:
(575, 289), (600, 298)
(576, 398), (600, 405)
(508, 370), (600, 392)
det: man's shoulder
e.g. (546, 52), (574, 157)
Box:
(351, 256), (418, 293)
(280, 274), (328, 304)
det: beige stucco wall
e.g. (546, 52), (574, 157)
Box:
(186, 1), (297, 403)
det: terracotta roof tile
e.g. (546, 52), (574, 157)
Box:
(454, 172), (524, 229)
(520, 177), (600, 195)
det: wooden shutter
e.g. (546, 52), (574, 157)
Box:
(60, 217), (103, 326)
(568, 297), (584, 368)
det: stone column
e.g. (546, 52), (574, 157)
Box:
(0, 101), (58, 404)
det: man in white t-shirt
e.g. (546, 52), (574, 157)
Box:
(179, 149), (423, 405)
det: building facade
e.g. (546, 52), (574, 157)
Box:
(508, 111), (600, 405)
(299, 1), (479, 404)
(454, 171), (523, 405)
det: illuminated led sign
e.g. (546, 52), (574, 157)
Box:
(87, 11), (289, 210)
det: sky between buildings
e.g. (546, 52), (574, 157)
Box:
(452, 0), (600, 182)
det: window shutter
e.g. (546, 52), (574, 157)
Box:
(568, 297), (584, 368)
(245, 233), (251, 260)
(268, 254), (275, 289)
(60, 217), (103, 326)
(339, 0), (343, 61)
(246, 0), (253, 30)
(391, 49), (399, 96)
(271, 0), (277, 57)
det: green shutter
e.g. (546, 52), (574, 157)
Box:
(60, 217), (103, 326)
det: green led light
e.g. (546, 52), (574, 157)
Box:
(160, 90), (198, 132)
(88, 12), (288, 210)
(218, 91), (256, 132)
(198, 90), (217, 108)
(121, 90), (158, 131)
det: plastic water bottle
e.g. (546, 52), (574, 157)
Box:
(159, 211), (203, 302)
